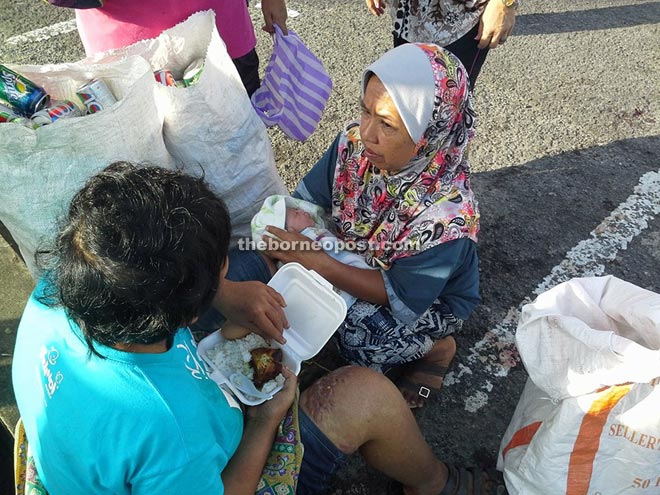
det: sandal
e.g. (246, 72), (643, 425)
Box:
(440, 464), (508, 495)
(395, 361), (449, 409)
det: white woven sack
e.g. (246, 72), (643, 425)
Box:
(498, 276), (660, 495)
(0, 56), (175, 277)
(90, 10), (287, 242)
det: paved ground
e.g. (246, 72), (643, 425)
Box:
(0, 0), (658, 493)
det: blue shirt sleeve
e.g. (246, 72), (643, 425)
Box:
(292, 133), (340, 210)
(384, 238), (480, 322)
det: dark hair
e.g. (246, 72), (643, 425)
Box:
(38, 162), (231, 355)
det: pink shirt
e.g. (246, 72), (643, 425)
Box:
(76, 0), (256, 59)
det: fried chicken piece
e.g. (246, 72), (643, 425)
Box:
(249, 347), (283, 388)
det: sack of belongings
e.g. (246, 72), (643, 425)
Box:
(498, 276), (660, 495)
(0, 10), (285, 276)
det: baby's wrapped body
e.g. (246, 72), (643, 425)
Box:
(297, 224), (375, 308)
(252, 195), (377, 308)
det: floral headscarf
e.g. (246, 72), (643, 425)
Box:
(330, 43), (479, 269)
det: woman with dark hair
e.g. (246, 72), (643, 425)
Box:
(36, 162), (234, 355)
(12, 162), (503, 494)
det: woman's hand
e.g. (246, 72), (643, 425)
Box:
(476, 0), (516, 49)
(261, 0), (288, 34)
(214, 279), (289, 344)
(365, 0), (386, 16)
(263, 226), (329, 270)
(247, 366), (298, 426)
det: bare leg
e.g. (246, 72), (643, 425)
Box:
(398, 336), (457, 409)
(300, 366), (448, 494)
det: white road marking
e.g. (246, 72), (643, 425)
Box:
(5, 20), (77, 46)
(445, 169), (660, 412)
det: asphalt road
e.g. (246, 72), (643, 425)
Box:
(0, 0), (659, 493)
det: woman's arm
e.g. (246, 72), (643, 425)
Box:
(263, 226), (388, 306)
(476, 0), (517, 48)
(221, 416), (281, 494)
(382, 239), (480, 322)
(222, 368), (297, 494)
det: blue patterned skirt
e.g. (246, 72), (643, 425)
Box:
(336, 299), (462, 373)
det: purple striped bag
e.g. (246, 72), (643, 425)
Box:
(251, 24), (332, 142)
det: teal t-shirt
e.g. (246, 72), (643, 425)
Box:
(12, 280), (244, 495)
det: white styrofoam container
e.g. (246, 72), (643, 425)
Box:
(198, 262), (347, 405)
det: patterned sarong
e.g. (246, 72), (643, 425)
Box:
(14, 418), (48, 495)
(256, 393), (304, 494)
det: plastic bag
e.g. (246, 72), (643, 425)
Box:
(251, 24), (332, 142)
(498, 276), (660, 495)
(0, 11), (287, 277)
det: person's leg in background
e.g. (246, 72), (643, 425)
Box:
(232, 48), (261, 97)
(393, 22), (489, 90)
(443, 23), (489, 90)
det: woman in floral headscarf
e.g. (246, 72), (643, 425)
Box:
(263, 42), (480, 408)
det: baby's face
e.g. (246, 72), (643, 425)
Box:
(285, 208), (314, 232)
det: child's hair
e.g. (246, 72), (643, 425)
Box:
(38, 161), (231, 355)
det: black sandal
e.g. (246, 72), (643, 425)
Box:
(395, 361), (449, 408)
(440, 464), (508, 495)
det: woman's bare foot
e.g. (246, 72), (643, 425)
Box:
(396, 336), (456, 409)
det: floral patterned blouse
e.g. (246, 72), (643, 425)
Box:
(389, 0), (488, 46)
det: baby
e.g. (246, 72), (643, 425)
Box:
(274, 205), (375, 308)
(284, 206), (315, 232)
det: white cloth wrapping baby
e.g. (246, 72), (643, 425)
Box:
(250, 194), (327, 245)
(250, 195), (375, 307)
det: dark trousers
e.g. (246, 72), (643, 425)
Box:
(393, 22), (489, 90)
(232, 48), (260, 97)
